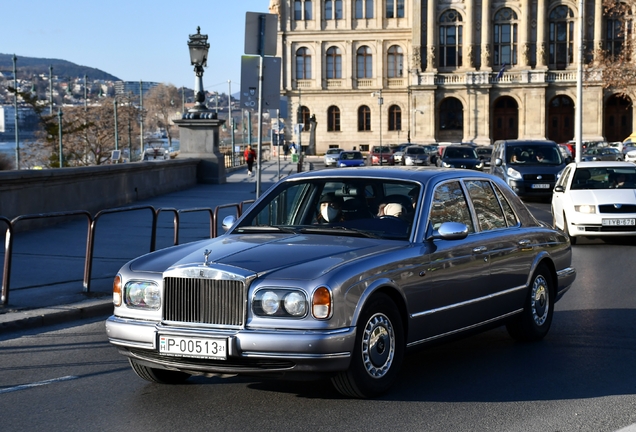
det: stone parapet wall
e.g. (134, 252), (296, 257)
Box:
(0, 159), (199, 227)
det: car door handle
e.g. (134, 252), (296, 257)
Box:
(472, 246), (488, 254)
(518, 239), (531, 247)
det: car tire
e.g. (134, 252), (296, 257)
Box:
(331, 293), (404, 398)
(129, 359), (191, 384)
(506, 263), (554, 342)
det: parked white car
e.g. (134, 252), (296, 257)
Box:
(324, 148), (343, 167)
(625, 147), (636, 163)
(551, 161), (636, 244)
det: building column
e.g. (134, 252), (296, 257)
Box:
(536, 0), (547, 68)
(426, 0), (437, 72)
(464, 0), (475, 69)
(480, 0), (491, 71)
(519, 0), (530, 67)
(411, 0), (423, 72)
(593, 0), (603, 64)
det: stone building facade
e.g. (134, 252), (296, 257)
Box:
(271, 0), (634, 153)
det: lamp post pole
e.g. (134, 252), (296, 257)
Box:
(49, 65), (53, 115)
(114, 98), (119, 151)
(139, 80), (144, 161)
(372, 90), (384, 165)
(57, 108), (63, 168)
(84, 74), (88, 111)
(228, 80), (233, 166)
(12, 54), (19, 170)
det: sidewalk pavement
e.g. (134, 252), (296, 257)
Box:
(0, 156), (320, 334)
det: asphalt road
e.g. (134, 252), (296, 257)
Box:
(1, 200), (635, 432)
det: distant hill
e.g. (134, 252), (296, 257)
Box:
(0, 53), (120, 81)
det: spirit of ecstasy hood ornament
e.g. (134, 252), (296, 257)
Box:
(203, 249), (211, 266)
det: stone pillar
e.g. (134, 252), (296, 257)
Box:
(426, 0), (437, 72)
(465, 0), (475, 69)
(593, 0), (603, 64)
(480, 0), (491, 71)
(174, 118), (227, 184)
(536, 0), (547, 68)
(519, 0), (530, 67)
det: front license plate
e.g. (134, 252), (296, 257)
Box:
(159, 335), (227, 360)
(602, 218), (636, 226)
(531, 183), (551, 189)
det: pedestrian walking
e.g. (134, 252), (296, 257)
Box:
(283, 142), (289, 160)
(244, 145), (256, 176)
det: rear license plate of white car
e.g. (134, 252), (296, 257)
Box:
(531, 183), (550, 189)
(602, 218), (636, 226)
(159, 335), (227, 360)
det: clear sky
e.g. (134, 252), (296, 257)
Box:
(1, 0), (270, 94)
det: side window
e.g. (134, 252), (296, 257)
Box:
(492, 184), (519, 227)
(465, 180), (507, 231)
(429, 181), (475, 233)
(556, 166), (571, 188)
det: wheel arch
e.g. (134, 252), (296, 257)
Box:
(352, 281), (409, 343)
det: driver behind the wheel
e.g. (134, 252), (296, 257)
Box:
(377, 202), (405, 219)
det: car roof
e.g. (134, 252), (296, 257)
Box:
(569, 161), (636, 169)
(289, 167), (497, 185)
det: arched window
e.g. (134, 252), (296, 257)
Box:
(386, 0), (405, 18)
(325, 0), (343, 20)
(549, 6), (574, 69)
(388, 105), (402, 131)
(296, 48), (312, 79)
(299, 106), (311, 129)
(387, 45), (404, 78)
(439, 10), (463, 68)
(606, 16), (630, 59)
(358, 105), (371, 131)
(493, 8), (518, 66)
(439, 98), (463, 130)
(328, 106), (341, 131)
(355, 0), (373, 19)
(357, 46), (373, 78)
(326, 47), (342, 79)
(294, 0), (313, 21)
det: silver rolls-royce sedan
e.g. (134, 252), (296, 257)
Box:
(106, 167), (575, 398)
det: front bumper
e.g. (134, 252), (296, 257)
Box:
(106, 315), (355, 375)
(507, 179), (556, 196)
(566, 212), (636, 237)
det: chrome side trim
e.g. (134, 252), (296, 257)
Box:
(108, 338), (155, 349)
(241, 351), (350, 359)
(410, 285), (526, 319)
(556, 267), (575, 279)
(407, 309), (523, 348)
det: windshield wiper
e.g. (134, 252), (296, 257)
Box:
(299, 226), (380, 238)
(235, 225), (299, 234)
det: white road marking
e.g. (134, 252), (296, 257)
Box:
(0, 376), (78, 394)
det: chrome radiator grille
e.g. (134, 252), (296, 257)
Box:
(163, 277), (246, 327)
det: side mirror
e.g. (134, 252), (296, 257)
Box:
(222, 215), (238, 232)
(495, 158), (503, 167)
(429, 222), (469, 241)
(554, 185), (564, 193)
(564, 157), (572, 164)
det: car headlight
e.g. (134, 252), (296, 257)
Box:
(506, 167), (522, 180)
(338, 162), (346, 167)
(476, 161), (484, 169)
(442, 162), (452, 168)
(574, 205), (596, 214)
(124, 281), (161, 309)
(253, 289), (308, 318)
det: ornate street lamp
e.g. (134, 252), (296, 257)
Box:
(184, 26), (214, 119)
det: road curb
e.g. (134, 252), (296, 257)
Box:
(0, 298), (113, 334)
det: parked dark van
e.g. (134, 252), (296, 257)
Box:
(490, 139), (571, 197)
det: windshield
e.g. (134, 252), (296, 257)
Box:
(570, 167), (636, 190)
(235, 178), (421, 240)
(326, 149), (342, 155)
(372, 146), (392, 153)
(407, 147), (425, 154)
(507, 145), (562, 165)
(444, 147), (478, 159)
(340, 152), (363, 160)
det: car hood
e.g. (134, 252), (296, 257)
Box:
(568, 189), (636, 204)
(129, 234), (402, 280)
